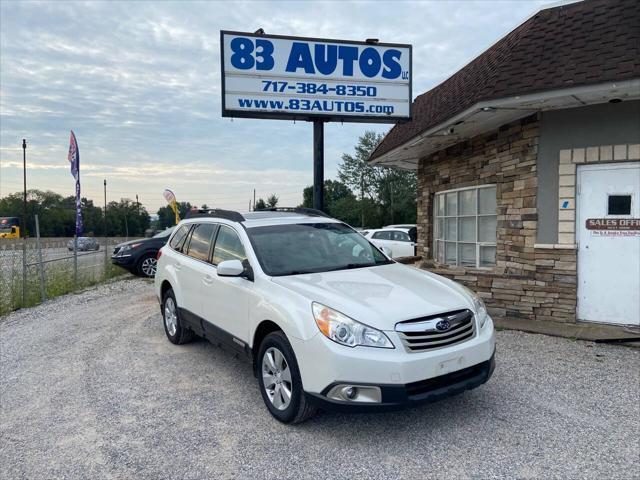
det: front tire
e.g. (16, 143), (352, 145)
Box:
(137, 253), (158, 277)
(162, 289), (194, 345)
(257, 331), (316, 424)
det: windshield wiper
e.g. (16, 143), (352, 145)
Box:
(277, 270), (318, 276)
(322, 263), (376, 272)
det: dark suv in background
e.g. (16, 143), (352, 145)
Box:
(111, 227), (174, 277)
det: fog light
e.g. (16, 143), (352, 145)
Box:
(343, 386), (358, 399)
(326, 384), (382, 403)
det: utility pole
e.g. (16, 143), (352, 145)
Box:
(21, 139), (27, 307)
(253, 189), (256, 211)
(136, 194), (139, 216)
(22, 139), (27, 237)
(103, 180), (107, 233)
(103, 179), (108, 275)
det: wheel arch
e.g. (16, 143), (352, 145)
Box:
(160, 279), (173, 302)
(252, 319), (285, 375)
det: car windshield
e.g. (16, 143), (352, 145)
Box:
(247, 222), (392, 276)
(153, 227), (174, 238)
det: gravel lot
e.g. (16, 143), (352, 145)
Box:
(1, 278), (639, 480)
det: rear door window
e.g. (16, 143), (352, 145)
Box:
(392, 231), (411, 242)
(212, 225), (247, 265)
(186, 223), (216, 262)
(169, 224), (191, 253)
(372, 231), (391, 240)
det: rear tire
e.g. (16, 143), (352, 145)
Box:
(162, 289), (194, 345)
(257, 331), (316, 424)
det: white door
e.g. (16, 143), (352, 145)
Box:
(369, 231), (395, 255)
(203, 224), (251, 342)
(576, 162), (640, 325)
(389, 230), (416, 257)
(181, 223), (217, 319)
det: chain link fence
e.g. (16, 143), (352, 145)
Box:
(0, 234), (130, 315)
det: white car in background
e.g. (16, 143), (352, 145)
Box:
(364, 227), (417, 258)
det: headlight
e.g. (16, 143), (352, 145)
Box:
(117, 243), (141, 254)
(461, 286), (488, 328)
(312, 302), (394, 349)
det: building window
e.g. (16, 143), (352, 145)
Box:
(433, 185), (497, 267)
(607, 195), (631, 215)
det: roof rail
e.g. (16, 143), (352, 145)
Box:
(255, 207), (332, 218)
(185, 209), (245, 222)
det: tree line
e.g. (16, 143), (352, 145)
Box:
(301, 131), (416, 228)
(1, 130), (415, 236)
(0, 190), (150, 237)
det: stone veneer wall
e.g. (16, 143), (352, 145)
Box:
(417, 114), (578, 323)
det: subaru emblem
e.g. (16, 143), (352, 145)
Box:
(436, 319), (451, 331)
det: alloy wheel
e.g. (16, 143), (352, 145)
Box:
(164, 297), (177, 336)
(141, 257), (157, 276)
(262, 347), (292, 410)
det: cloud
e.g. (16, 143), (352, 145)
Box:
(1, 0), (548, 210)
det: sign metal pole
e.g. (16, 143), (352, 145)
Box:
(313, 120), (324, 212)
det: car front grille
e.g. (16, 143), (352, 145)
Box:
(395, 309), (476, 352)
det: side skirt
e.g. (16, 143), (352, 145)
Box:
(179, 307), (253, 363)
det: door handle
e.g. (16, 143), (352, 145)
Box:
(203, 274), (214, 285)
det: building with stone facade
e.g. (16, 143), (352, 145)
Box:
(369, 0), (639, 327)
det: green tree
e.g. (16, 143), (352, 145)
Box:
(0, 189), (149, 237)
(157, 202), (192, 229)
(338, 130), (417, 227)
(302, 180), (360, 224)
(254, 194), (278, 210)
(105, 199), (150, 237)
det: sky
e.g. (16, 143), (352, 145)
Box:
(0, 0), (549, 214)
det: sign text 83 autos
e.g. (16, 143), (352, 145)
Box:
(221, 31), (412, 122)
(229, 37), (408, 80)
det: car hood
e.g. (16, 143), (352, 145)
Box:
(271, 263), (474, 331)
(115, 238), (147, 248)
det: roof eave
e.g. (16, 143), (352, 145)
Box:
(369, 79), (640, 169)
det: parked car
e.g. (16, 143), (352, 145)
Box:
(67, 237), (100, 251)
(364, 227), (417, 258)
(154, 208), (495, 424)
(111, 227), (174, 277)
(384, 224), (416, 229)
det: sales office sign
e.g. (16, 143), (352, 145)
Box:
(220, 31), (412, 122)
(586, 218), (640, 237)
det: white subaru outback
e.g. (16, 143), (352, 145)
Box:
(155, 208), (495, 423)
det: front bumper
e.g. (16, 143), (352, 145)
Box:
(111, 255), (136, 268)
(306, 353), (495, 412)
(291, 315), (496, 409)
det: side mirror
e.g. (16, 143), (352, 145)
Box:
(217, 259), (245, 277)
(380, 246), (393, 258)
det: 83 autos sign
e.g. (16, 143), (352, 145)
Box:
(221, 31), (411, 122)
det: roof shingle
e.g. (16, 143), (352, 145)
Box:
(370, 0), (640, 161)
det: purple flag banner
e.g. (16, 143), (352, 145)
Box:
(67, 130), (83, 236)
